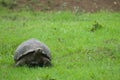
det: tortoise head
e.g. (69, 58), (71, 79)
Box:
(33, 48), (51, 67)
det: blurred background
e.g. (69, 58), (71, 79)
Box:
(0, 0), (120, 12)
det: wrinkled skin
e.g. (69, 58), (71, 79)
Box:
(15, 49), (51, 67)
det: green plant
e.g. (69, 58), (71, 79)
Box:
(90, 21), (103, 32)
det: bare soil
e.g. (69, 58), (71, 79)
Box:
(17, 0), (120, 12)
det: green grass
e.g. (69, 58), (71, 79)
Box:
(0, 8), (120, 80)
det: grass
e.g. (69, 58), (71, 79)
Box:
(0, 7), (120, 80)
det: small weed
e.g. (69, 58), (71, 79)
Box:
(90, 21), (103, 32)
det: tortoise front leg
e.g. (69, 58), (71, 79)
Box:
(43, 57), (51, 67)
(15, 58), (26, 66)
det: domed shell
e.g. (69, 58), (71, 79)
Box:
(14, 39), (52, 62)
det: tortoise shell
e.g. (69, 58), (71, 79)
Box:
(14, 38), (51, 67)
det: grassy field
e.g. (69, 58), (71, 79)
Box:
(0, 7), (120, 80)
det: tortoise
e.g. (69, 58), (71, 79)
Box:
(14, 38), (52, 67)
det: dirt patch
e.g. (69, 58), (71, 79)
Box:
(3, 0), (120, 12)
